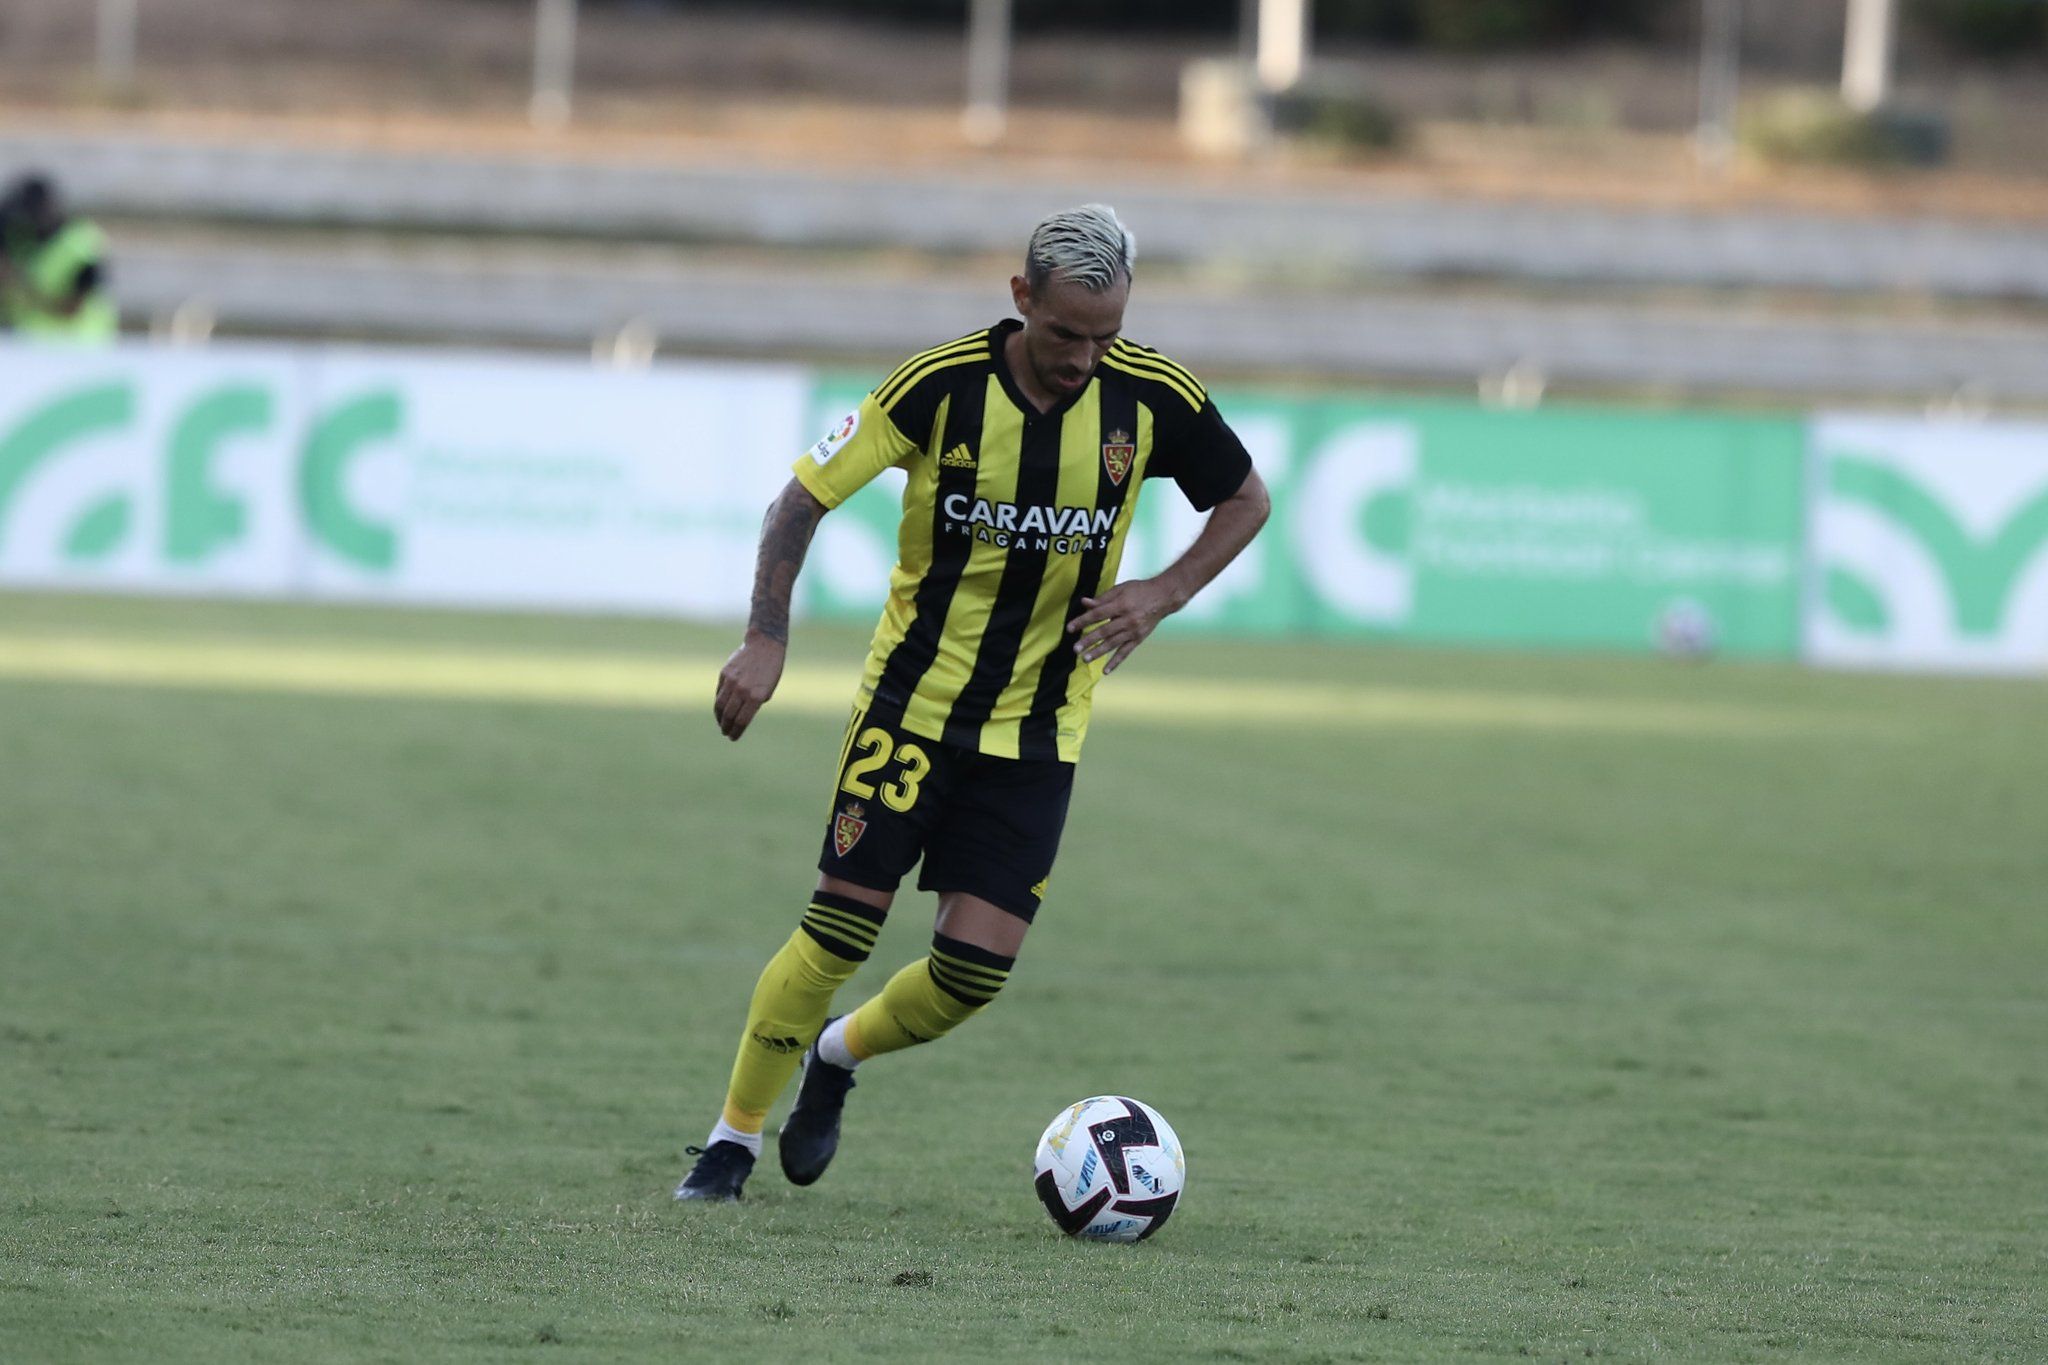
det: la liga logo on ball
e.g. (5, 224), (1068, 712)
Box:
(1033, 1096), (1185, 1242)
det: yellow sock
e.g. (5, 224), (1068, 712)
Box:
(844, 933), (1015, 1061)
(719, 892), (886, 1132)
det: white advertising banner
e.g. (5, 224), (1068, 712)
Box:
(1808, 415), (2048, 674)
(0, 341), (808, 617)
(12, 340), (2046, 680)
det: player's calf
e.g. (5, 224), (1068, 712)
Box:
(844, 932), (1015, 1058)
(777, 935), (1014, 1187)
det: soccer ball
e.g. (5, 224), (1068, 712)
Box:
(1032, 1096), (1185, 1242)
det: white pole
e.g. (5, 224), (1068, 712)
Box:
(963, 0), (1012, 146)
(1841, 0), (1896, 113)
(1256, 0), (1311, 93)
(1695, 0), (1741, 170)
(531, 0), (578, 129)
(96, 0), (139, 90)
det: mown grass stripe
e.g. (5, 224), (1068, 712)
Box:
(0, 632), (1868, 738)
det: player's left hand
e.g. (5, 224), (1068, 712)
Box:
(1066, 577), (1185, 675)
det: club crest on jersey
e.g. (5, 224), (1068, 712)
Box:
(1102, 430), (1135, 486)
(833, 802), (868, 858)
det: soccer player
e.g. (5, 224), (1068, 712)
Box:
(676, 204), (1270, 1202)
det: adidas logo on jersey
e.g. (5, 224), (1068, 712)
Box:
(939, 444), (977, 469)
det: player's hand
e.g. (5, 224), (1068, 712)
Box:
(1066, 577), (1185, 675)
(713, 634), (786, 741)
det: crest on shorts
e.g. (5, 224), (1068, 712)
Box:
(833, 801), (868, 858)
(1102, 430), (1135, 486)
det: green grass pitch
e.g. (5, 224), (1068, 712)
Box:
(2, 593), (2043, 1362)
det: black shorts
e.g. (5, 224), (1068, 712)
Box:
(817, 708), (1074, 922)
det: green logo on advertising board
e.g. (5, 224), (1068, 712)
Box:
(0, 382), (135, 559)
(0, 380), (402, 570)
(167, 385), (268, 562)
(302, 392), (402, 570)
(1825, 454), (2048, 637)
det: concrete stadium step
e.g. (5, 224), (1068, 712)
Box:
(110, 232), (2048, 402)
(9, 127), (2048, 302)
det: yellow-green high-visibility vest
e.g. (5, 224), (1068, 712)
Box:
(7, 219), (117, 343)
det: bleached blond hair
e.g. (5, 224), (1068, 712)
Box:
(1023, 203), (1136, 295)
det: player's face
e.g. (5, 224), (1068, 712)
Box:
(1011, 270), (1128, 399)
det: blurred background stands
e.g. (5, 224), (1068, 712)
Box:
(0, 0), (2045, 407)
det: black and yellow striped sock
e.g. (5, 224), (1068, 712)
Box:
(843, 933), (1015, 1061)
(718, 892), (886, 1133)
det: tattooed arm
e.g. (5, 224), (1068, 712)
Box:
(713, 478), (828, 741)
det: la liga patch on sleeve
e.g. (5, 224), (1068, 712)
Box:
(810, 408), (861, 464)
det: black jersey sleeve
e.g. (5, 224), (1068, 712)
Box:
(1146, 396), (1253, 512)
(870, 327), (994, 450)
(879, 367), (950, 450)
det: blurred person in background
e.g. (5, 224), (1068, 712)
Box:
(676, 204), (1271, 1204)
(1, 173), (117, 344)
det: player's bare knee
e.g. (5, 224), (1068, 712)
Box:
(934, 891), (1031, 958)
(816, 874), (893, 913)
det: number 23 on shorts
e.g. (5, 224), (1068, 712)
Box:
(840, 726), (930, 812)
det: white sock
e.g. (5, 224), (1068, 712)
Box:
(816, 1016), (860, 1070)
(705, 1118), (762, 1157)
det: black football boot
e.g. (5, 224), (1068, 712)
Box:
(778, 1021), (857, 1186)
(672, 1141), (755, 1202)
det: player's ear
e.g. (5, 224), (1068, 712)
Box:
(1010, 274), (1033, 317)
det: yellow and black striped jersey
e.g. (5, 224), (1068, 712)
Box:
(792, 319), (1251, 764)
